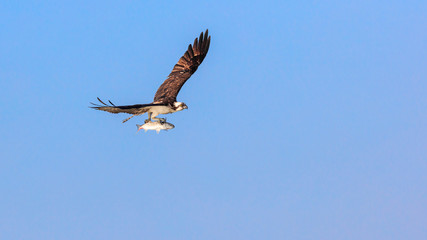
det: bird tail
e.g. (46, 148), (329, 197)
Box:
(123, 115), (135, 123)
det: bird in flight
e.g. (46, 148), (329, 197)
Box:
(91, 29), (211, 124)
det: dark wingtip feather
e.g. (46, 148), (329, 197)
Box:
(108, 100), (116, 106)
(198, 31), (204, 48)
(90, 101), (103, 107)
(199, 31), (204, 42)
(193, 38), (198, 50)
(97, 97), (108, 106)
(203, 30), (208, 41)
(205, 35), (211, 53)
(187, 44), (194, 57)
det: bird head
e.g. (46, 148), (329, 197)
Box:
(174, 102), (188, 111)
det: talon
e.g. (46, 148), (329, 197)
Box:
(144, 119), (150, 123)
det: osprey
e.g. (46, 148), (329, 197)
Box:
(91, 30), (211, 124)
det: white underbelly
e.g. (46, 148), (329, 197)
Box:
(150, 105), (175, 115)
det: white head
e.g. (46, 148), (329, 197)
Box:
(173, 102), (188, 111)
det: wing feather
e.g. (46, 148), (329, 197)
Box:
(90, 98), (163, 115)
(153, 29), (211, 104)
(108, 100), (116, 106)
(97, 97), (108, 106)
(187, 44), (194, 57)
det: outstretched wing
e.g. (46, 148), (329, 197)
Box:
(153, 29), (211, 104)
(90, 97), (161, 115)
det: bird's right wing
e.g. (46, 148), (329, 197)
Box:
(90, 97), (161, 115)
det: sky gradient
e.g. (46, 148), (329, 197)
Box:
(1, 1), (426, 239)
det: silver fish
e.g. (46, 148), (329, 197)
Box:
(136, 121), (175, 133)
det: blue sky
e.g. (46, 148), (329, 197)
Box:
(1, 1), (426, 239)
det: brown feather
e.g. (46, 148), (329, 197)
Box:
(187, 44), (194, 57)
(97, 97), (107, 106)
(193, 38), (198, 50)
(153, 29), (211, 104)
(90, 98), (164, 115)
(184, 51), (191, 61)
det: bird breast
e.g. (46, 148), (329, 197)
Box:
(150, 105), (176, 115)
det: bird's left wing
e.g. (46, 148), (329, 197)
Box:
(153, 29), (211, 104)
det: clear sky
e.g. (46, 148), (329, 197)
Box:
(1, 1), (426, 239)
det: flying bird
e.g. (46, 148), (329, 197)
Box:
(91, 29), (211, 124)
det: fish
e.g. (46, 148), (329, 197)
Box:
(136, 121), (175, 133)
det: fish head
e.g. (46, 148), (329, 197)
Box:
(162, 122), (175, 130)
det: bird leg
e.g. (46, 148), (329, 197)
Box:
(151, 113), (166, 123)
(144, 112), (152, 123)
(152, 117), (166, 123)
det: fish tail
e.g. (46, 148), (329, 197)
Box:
(136, 124), (143, 132)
